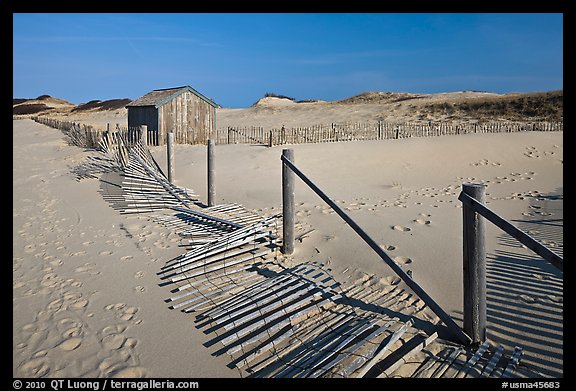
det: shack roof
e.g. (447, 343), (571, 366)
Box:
(126, 86), (219, 109)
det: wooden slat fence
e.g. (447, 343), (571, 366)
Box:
(215, 120), (563, 146)
(29, 116), (562, 148)
(30, 117), (160, 148)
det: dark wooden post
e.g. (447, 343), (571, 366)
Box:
(462, 183), (487, 345)
(167, 132), (175, 183)
(282, 149), (295, 255)
(207, 139), (215, 207)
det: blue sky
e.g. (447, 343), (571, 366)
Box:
(13, 13), (563, 108)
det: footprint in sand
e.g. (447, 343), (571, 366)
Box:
(414, 219), (431, 225)
(153, 240), (170, 249)
(74, 263), (97, 274)
(392, 225), (411, 232)
(380, 244), (397, 251)
(56, 337), (82, 351)
(105, 303), (141, 322)
(62, 326), (83, 339)
(48, 258), (64, 267)
(96, 323), (144, 378)
(394, 256), (413, 265)
(102, 334), (126, 350)
(380, 276), (401, 286)
(109, 366), (146, 378)
(134, 286), (146, 294)
(69, 298), (89, 310)
(18, 358), (50, 377)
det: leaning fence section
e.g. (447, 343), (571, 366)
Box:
(215, 121), (563, 146)
(30, 116), (161, 148)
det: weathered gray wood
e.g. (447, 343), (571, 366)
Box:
(168, 270), (262, 305)
(140, 125), (147, 146)
(217, 278), (318, 327)
(221, 283), (320, 331)
(203, 268), (306, 319)
(430, 346), (466, 378)
(248, 310), (357, 375)
(462, 183), (487, 344)
(355, 320), (413, 377)
(171, 273), (263, 311)
(167, 132), (175, 183)
(207, 139), (215, 206)
(459, 191), (563, 271)
(163, 218), (275, 270)
(131, 151), (193, 208)
(170, 206), (244, 229)
(232, 293), (344, 363)
(168, 246), (265, 278)
(288, 318), (375, 377)
(170, 250), (271, 283)
(166, 232), (272, 274)
(308, 317), (397, 378)
(411, 350), (448, 378)
(282, 149), (295, 255)
(232, 307), (347, 367)
(375, 332), (438, 378)
(172, 262), (266, 295)
(281, 154), (472, 345)
(220, 289), (337, 346)
(270, 314), (364, 378)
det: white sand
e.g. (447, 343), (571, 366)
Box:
(13, 116), (563, 378)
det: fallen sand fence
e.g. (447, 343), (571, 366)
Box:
(215, 120), (563, 146)
(58, 126), (536, 377)
(30, 116), (159, 148)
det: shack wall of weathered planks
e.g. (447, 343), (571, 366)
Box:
(157, 90), (216, 145)
(127, 86), (217, 146)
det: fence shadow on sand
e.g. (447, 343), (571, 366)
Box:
(485, 189), (563, 377)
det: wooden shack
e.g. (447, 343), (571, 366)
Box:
(126, 86), (219, 145)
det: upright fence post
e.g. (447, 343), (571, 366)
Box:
(207, 139), (216, 207)
(167, 132), (175, 184)
(140, 125), (148, 146)
(462, 183), (487, 345)
(282, 149), (295, 255)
